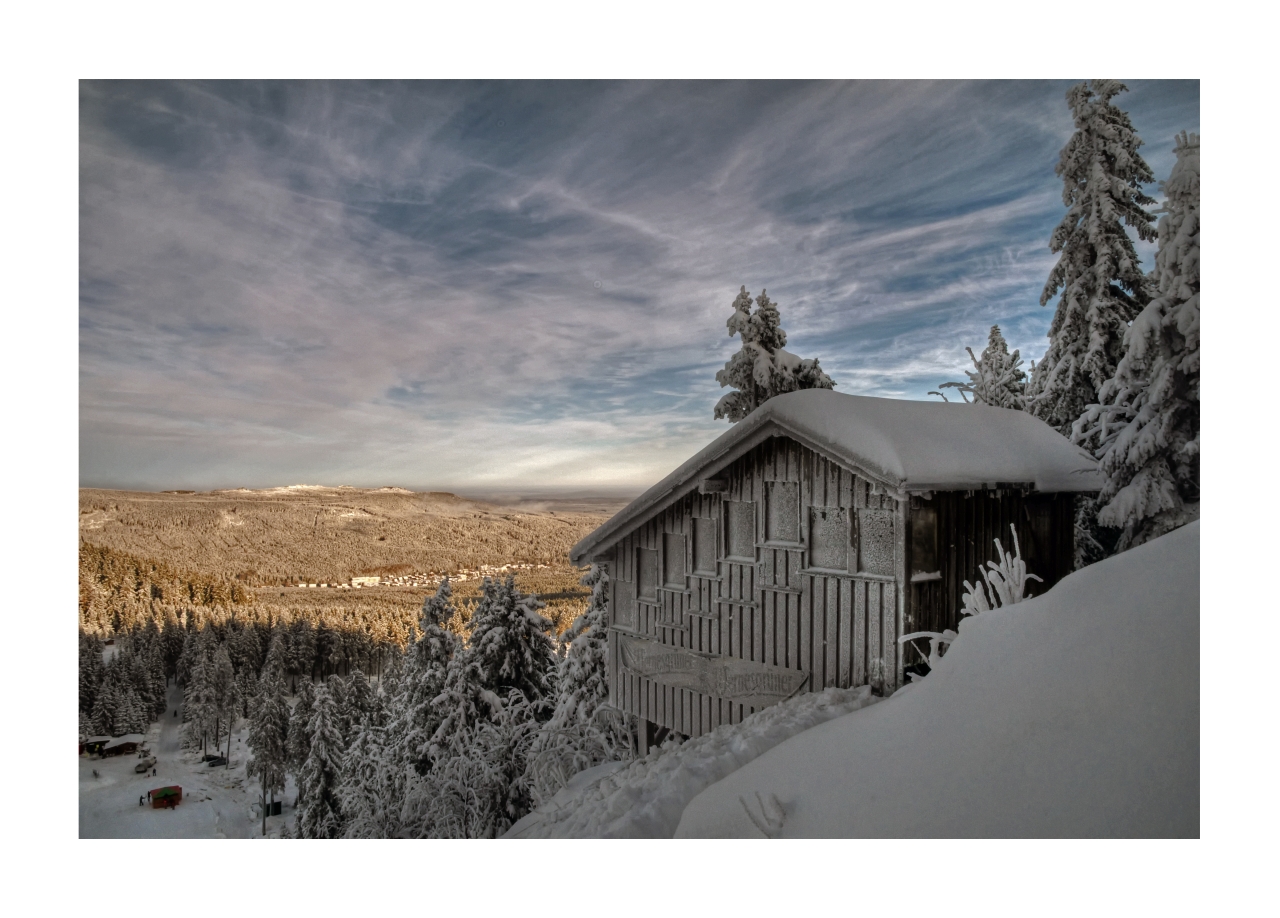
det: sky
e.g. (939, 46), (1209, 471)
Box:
(79, 79), (1199, 496)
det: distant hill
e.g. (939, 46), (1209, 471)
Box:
(79, 486), (631, 641)
(79, 486), (627, 587)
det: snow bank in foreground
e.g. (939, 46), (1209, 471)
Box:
(503, 686), (878, 838)
(676, 522), (1200, 837)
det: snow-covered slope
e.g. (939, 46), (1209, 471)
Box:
(676, 521), (1199, 837)
(503, 686), (878, 838)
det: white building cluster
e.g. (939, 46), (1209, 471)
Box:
(293, 562), (549, 591)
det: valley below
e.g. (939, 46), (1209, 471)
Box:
(79, 485), (630, 639)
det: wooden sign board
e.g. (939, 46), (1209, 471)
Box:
(615, 631), (809, 708)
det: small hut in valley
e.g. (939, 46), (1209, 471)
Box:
(569, 389), (1101, 751)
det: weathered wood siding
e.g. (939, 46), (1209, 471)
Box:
(607, 436), (907, 739)
(902, 490), (1075, 671)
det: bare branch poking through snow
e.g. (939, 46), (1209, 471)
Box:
(739, 792), (786, 838)
(961, 524), (1042, 617)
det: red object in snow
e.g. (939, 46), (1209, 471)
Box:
(150, 786), (182, 808)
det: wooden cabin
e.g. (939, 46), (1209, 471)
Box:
(82, 735), (112, 756)
(101, 734), (146, 757)
(569, 389), (1101, 751)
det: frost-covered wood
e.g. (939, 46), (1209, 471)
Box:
(577, 393), (1090, 741)
(959, 525), (1042, 616)
(601, 436), (908, 738)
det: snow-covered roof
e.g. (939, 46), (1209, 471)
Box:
(571, 389), (1101, 564)
(104, 733), (146, 748)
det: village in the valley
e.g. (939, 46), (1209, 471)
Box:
(302, 562), (549, 591)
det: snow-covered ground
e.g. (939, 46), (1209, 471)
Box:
(509, 521), (1197, 838)
(675, 521), (1199, 837)
(79, 682), (297, 839)
(504, 685), (879, 838)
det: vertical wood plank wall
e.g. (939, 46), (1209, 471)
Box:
(904, 490), (1075, 663)
(607, 436), (906, 740)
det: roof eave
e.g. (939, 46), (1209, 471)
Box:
(569, 415), (908, 565)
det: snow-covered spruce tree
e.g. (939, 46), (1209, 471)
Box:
(401, 578), (557, 837)
(342, 669), (377, 741)
(339, 660), (405, 837)
(210, 643), (239, 765)
(463, 575), (557, 720)
(425, 651), (490, 764)
(90, 677), (119, 737)
(144, 639), (167, 720)
(327, 669), (348, 733)
(714, 286), (835, 422)
(297, 680), (347, 839)
(286, 678), (316, 802)
(404, 690), (542, 839)
(525, 564), (634, 805)
(235, 666), (258, 721)
(1027, 80), (1158, 568)
(114, 683), (147, 735)
(287, 619), (317, 690)
(938, 325), (1028, 408)
(386, 578), (460, 776)
(120, 641), (157, 722)
(1075, 132), (1199, 551)
(1028, 80), (1158, 433)
(433, 575), (558, 752)
(247, 666), (290, 836)
(175, 629), (198, 688)
(337, 720), (402, 838)
(182, 648), (217, 754)
(79, 632), (104, 715)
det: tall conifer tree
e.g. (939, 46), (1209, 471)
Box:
(247, 666), (290, 836)
(525, 564), (633, 804)
(1028, 80), (1158, 432)
(1028, 80), (1158, 567)
(297, 681), (346, 839)
(464, 576), (556, 715)
(1076, 132), (1199, 550)
(390, 579), (461, 774)
(183, 648), (217, 754)
(286, 679), (316, 801)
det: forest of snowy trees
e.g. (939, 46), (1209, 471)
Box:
(79, 567), (635, 838)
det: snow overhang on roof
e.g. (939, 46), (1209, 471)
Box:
(104, 733), (147, 748)
(570, 389), (1102, 564)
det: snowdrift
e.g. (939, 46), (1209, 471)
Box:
(676, 521), (1199, 837)
(503, 686), (878, 838)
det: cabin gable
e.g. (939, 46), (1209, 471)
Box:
(603, 434), (908, 741)
(575, 391), (1094, 749)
